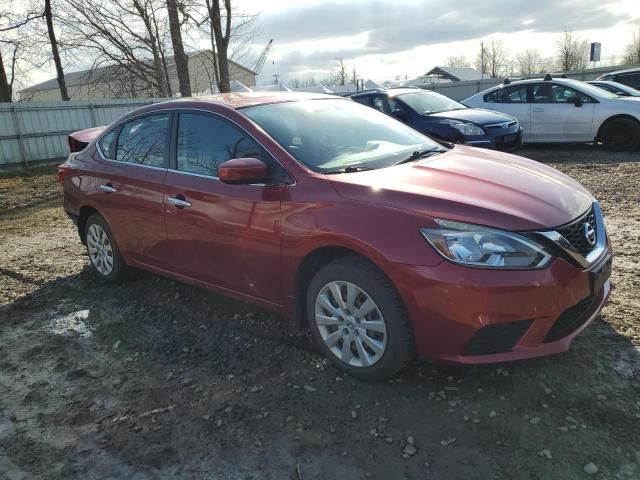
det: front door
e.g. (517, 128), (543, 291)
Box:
(162, 112), (285, 305)
(529, 83), (595, 142)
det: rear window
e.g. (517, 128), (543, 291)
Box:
(617, 73), (640, 88)
(484, 85), (528, 103)
(97, 130), (117, 159)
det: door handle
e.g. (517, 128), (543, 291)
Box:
(99, 184), (117, 193)
(532, 108), (544, 112)
(168, 196), (192, 208)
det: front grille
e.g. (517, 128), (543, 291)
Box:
(486, 121), (518, 130)
(543, 289), (603, 343)
(463, 319), (533, 355)
(556, 208), (597, 257)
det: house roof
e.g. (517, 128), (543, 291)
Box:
(425, 66), (484, 82)
(20, 51), (256, 93)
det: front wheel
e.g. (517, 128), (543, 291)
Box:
(601, 118), (640, 152)
(306, 256), (415, 380)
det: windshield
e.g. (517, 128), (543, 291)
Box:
(242, 99), (446, 173)
(572, 81), (619, 99)
(397, 91), (467, 114)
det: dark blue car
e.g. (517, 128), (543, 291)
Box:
(349, 88), (522, 151)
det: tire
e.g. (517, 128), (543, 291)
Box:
(85, 213), (127, 282)
(306, 256), (415, 380)
(601, 118), (640, 152)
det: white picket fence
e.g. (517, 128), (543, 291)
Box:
(0, 98), (165, 170)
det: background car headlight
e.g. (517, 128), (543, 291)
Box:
(420, 219), (552, 269)
(441, 120), (485, 136)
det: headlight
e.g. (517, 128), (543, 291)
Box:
(441, 120), (485, 136)
(420, 219), (552, 269)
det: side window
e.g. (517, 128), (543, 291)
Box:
(176, 113), (264, 178)
(116, 114), (170, 167)
(618, 73), (640, 88)
(485, 85), (528, 103)
(387, 97), (406, 113)
(352, 96), (371, 107)
(369, 95), (387, 113)
(97, 129), (117, 159)
(533, 84), (593, 103)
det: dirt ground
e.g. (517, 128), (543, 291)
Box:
(1, 146), (639, 480)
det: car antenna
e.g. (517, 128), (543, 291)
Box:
(544, 73), (552, 81)
(503, 78), (511, 85)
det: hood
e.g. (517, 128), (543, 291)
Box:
(329, 146), (593, 231)
(427, 108), (516, 126)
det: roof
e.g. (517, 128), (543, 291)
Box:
(20, 51), (256, 93)
(598, 67), (640, 77)
(160, 91), (337, 110)
(425, 66), (484, 82)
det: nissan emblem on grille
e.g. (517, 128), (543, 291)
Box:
(584, 222), (596, 246)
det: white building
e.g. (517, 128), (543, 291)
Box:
(19, 51), (256, 101)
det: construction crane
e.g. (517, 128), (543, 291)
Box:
(253, 39), (273, 76)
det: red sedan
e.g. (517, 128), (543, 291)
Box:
(59, 92), (612, 380)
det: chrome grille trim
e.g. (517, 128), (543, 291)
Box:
(536, 202), (607, 269)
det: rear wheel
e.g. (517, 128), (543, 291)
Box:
(85, 214), (127, 282)
(601, 118), (640, 152)
(306, 256), (414, 380)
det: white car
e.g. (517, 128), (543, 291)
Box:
(464, 77), (640, 151)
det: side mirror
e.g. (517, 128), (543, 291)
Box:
(390, 109), (408, 120)
(218, 158), (268, 185)
(566, 96), (583, 107)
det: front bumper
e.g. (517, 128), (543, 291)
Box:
(464, 127), (523, 151)
(382, 252), (611, 364)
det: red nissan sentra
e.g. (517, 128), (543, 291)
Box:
(59, 92), (612, 380)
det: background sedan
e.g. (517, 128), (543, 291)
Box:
(350, 88), (522, 150)
(464, 77), (640, 151)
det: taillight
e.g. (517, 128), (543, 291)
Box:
(57, 162), (72, 185)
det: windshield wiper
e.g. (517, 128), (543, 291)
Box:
(324, 165), (374, 174)
(393, 149), (444, 166)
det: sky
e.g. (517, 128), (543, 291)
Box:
(239, 0), (639, 85)
(25, 0), (640, 88)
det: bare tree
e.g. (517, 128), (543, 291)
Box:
(1, 3), (44, 101)
(62, 0), (173, 98)
(474, 40), (508, 78)
(623, 23), (640, 65)
(516, 49), (542, 77)
(445, 55), (470, 68)
(556, 28), (589, 72)
(351, 62), (357, 85)
(166, 0), (190, 96)
(44, 0), (69, 100)
(186, 0), (256, 93)
(335, 57), (346, 86)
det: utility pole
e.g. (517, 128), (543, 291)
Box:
(481, 41), (485, 80)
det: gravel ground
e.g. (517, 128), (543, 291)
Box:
(0, 146), (639, 480)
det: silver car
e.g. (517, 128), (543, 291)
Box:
(464, 77), (640, 151)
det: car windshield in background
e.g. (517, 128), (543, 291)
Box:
(571, 82), (619, 99)
(242, 99), (446, 173)
(398, 91), (467, 114)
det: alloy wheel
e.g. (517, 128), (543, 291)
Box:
(87, 223), (114, 276)
(314, 281), (387, 367)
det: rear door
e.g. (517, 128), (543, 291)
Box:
(482, 84), (532, 139)
(529, 83), (595, 142)
(87, 113), (171, 268)
(162, 111), (286, 304)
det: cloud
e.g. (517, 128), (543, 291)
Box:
(254, 0), (632, 80)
